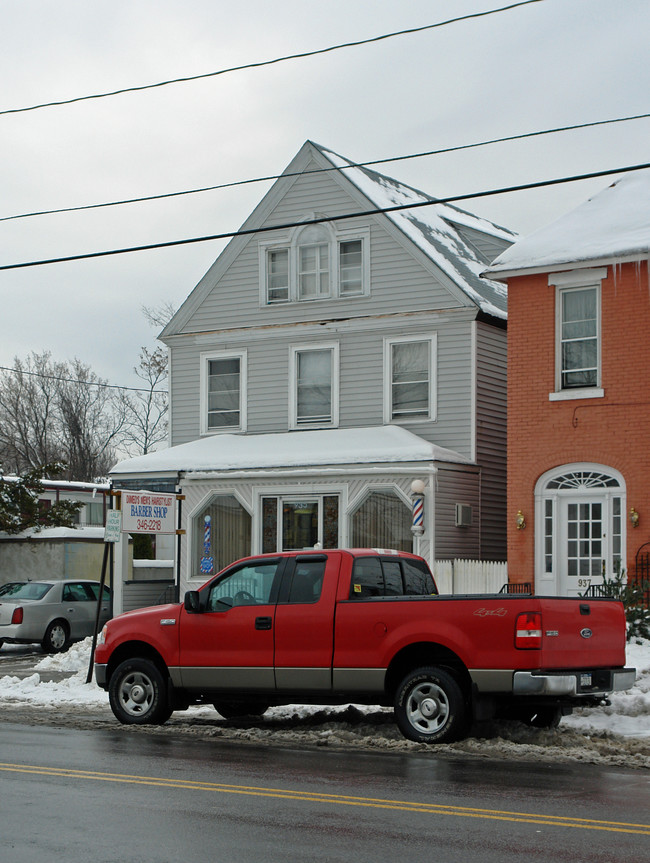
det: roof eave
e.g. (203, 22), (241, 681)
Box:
(483, 250), (650, 281)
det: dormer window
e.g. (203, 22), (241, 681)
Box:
(260, 223), (369, 305)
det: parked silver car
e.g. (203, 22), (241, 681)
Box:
(0, 580), (111, 653)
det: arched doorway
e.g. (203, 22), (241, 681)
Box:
(535, 464), (625, 596)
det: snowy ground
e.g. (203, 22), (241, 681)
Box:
(0, 638), (648, 770)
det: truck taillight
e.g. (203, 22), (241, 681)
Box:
(515, 612), (542, 649)
(11, 607), (23, 624)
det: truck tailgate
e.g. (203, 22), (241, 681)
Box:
(539, 598), (627, 669)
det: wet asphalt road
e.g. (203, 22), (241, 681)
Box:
(1, 720), (649, 862)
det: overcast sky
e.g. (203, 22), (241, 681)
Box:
(1, 0), (649, 391)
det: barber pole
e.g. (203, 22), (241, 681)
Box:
(412, 495), (424, 533)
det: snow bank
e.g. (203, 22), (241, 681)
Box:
(1, 638), (648, 767)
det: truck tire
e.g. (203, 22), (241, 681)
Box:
(213, 701), (270, 719)
(42, 619), (70, 653)
(394, 666), (469, 744)
(109, 658), (172, 725)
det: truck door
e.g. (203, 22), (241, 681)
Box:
(273, 553), (338, 691)
(178, 558), (284, 690)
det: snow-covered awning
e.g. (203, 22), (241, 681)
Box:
(111, 426), (472, 477)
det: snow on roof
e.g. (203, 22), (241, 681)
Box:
(484, 168), (650, 277)
(110, 426), (472, 476)
(317, 143), (515, 319)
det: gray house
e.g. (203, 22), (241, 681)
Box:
(111, 141), (514, 595)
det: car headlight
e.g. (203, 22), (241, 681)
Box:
(97, 624), (107, 645)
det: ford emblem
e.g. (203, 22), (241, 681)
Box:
(580, 628), (593, 639)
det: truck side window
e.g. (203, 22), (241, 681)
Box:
(402, 559), (437, 595)
(208, 562), (279, 611)
(287, 559), (326, 604)
(350, 558), (384, 598)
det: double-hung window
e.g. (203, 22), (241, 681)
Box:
(384, 335), (436, 422)
(289, 343), (339, 429)
(201, 350), (247, 434)
(261, 224), (369, 304)
(549, 269), (604, 401)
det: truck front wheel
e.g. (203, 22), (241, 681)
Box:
(394, 666), (469, 744)
(109, 658), (172, 725)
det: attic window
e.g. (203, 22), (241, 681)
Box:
(260, 226), (369, 304)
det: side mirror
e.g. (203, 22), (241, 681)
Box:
(184, 590), (201, 613)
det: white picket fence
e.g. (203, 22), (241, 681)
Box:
(432, 559), (508, 595)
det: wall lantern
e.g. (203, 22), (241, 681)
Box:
(515, 510), (526, 530)
(630, 507), (640, 528)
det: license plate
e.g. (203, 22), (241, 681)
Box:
(580, 673), (592, 687)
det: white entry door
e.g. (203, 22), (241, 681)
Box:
(536, 465), (624, 597)
(558, 496), (606, 596)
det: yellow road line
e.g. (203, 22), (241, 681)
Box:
(0, 762), (648, 836)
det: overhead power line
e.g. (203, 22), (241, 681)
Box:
(1, 161), (648, 272)
(0, 1), (543, 117)
(2, 111), (648, 225)
(0, 364), (167, 395)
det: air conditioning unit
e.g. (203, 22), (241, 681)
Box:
(455, 503), (473, 527)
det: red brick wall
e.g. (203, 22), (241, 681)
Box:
(507, 261), (650, 584)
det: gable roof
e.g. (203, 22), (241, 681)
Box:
(483, 168), (650, 278)
(161, 141), (515, 338)
(315, 142), (514, 319)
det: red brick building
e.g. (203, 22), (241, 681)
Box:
(484, 170), (650, 596)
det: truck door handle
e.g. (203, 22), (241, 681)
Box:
(255, 616), (272, 630)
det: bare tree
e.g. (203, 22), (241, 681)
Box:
(121, 346), (169, 456)
(0, 353), (127, 481)
(56, 359), (127, 480)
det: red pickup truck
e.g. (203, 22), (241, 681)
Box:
(94, 549), (635, 744)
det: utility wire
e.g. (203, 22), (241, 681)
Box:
(0, 1), (543, 117)
(2, 111), (648, 225)
(0, 364), (167, 395)
(1, 161), (648, 272)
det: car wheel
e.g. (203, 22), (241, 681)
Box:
(213, 701), (270, 719)
(42, 620), (70, 653)
(394, 666), (469, 744)
(108, 658), (172, 725)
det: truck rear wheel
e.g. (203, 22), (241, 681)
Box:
(394, 666), (469, 744)
(109, 658), (172, 725)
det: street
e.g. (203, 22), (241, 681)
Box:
(1, 720), (648, 863)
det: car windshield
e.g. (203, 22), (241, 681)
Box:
(1, 582), (52, 601)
